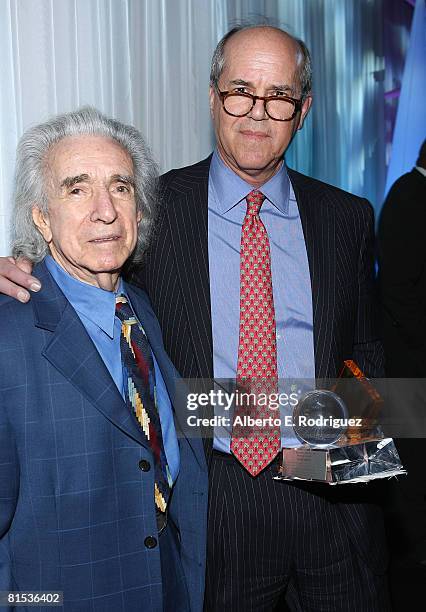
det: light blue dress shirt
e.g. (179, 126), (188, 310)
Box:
(208, 151), (315, 451)
(45, 255), (179, 481)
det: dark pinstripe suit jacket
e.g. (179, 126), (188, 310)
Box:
(132, 155), (388, 573)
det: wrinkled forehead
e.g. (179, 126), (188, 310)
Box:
(45, 135), (133, 184)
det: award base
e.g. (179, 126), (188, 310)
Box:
(275, 437), (406, 484)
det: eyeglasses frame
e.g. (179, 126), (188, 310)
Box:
(216, 88), (303, 122)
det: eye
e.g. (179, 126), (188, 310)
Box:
(70, 187), (83, 195)
(233, 86), (250, 94)
(112, 182), (134, 198)
(270, 90), (287, 98)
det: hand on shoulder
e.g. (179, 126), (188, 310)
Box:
(0, 256), (40, 302)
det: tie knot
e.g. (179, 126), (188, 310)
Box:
(115, 293), (128, 307)
(246, 190), (265, 216)
(115, 293), (132, 320)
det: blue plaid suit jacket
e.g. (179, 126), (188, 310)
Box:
(0, 260), (208, 611)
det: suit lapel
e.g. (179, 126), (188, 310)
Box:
(164, 157), (214, 379)
(160, 158), (215, 459)
(164, 160), (338, 380)
(288, 169), (337, 379)
(32, 262), (150, 449)
(161, 161), (338, 456)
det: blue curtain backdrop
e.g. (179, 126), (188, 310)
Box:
(0, 0), (417, 254)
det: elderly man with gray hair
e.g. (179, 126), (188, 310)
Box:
(0, 107), (207, 612)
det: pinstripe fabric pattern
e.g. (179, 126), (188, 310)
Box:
(133, 158), (213, 381)
(134, 156), (384, 383)
(206, 453), (390, 611)
(131, 156), (389, 610)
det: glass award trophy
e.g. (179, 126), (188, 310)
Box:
(276, 361), (406, 484)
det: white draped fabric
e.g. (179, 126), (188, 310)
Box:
(0, 0), (224, 255)
(0, 0), (389, 255)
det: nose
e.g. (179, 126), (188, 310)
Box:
(90, 188), (118, 223)
(248, 97), (267, 121)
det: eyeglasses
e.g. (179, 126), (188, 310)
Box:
(217, 89), (302, 122)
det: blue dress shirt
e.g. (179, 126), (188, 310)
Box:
(45, 256), (179, 481)
(208, 151), (315, 451)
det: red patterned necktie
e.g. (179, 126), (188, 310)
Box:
(230, 190), (281, 476)
(116, 294), (172, 513)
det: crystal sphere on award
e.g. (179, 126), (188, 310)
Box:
(293, 390), (348, 447)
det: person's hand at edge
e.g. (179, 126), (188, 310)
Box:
(0, 256), (40, 302)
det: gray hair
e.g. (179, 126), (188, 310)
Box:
(11, 106), (158, 264)
(210, 25), (312, 100)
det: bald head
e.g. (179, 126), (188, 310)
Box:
(210, 25), (312, 100)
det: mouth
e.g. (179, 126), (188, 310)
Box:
(89, 235), (121, 244)
(239, 130), (270, 139)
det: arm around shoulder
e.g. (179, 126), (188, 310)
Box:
(0, 256), (40, 302)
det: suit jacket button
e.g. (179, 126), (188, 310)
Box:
(144, 536), (157, 549)
(139, 459), (151, 472)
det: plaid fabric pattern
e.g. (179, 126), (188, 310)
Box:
(116, 294), (172, 512)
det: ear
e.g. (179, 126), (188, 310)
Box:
(32, 206), (52, 243)
(209, 85), (216, 119)
(296, 95), (313, 131)
(136, 210), (142, 225)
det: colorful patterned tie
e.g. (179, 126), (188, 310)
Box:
(115, 294), (172, 512)
(230, 190), (281, 476)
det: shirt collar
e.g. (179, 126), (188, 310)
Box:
(209, 149), (290, 215)
(45, 255), (124, 339)
(415, 166), (426, 178)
